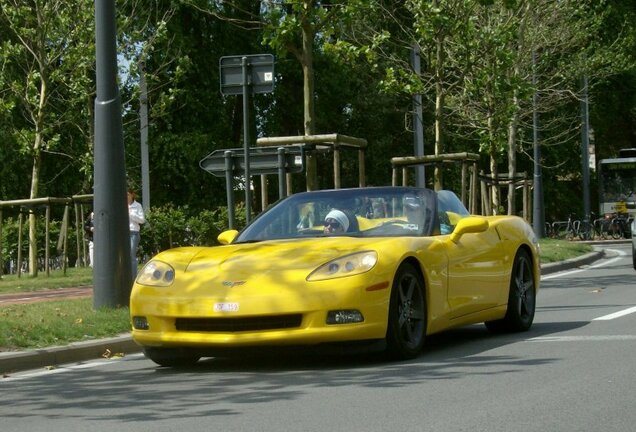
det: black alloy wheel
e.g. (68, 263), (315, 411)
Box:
(485, 249), (536, 332)
(385, 262), (427, 360)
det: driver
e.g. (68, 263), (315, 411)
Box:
(323, 209), (350, 234)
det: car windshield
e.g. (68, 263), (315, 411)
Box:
(235, 187), (444, 242)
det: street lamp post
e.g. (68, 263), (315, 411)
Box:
(93, 0), (132, 308)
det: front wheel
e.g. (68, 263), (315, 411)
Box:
(385, 262), (427, 360)
(143, 347), (201, 367)
(485, 249), (536, 333)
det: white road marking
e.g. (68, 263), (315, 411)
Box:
(593, 305), (636, 321)
(541, 248), (627, 281)
(529, 335), (636, 342)
(540, 248), (636, 321)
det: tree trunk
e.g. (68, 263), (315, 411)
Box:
(302, 0), (318, 191)
(433, 36), (445, 191)
(487, 113), (500, 214)
(28, 135), (42, 276)
(507, 92), (519, 215)
(28, 73), (48, 276)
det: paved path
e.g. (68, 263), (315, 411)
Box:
(0, 287), (92, 305)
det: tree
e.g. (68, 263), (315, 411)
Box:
(261, 1), (350, 191)
(0, 0), (95, 274)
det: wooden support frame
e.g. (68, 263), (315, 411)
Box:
(479, 172), (532, 220)
(0, 194), (93, 277)
(390, 152), (480, 214)
(256, 133), (368, 206)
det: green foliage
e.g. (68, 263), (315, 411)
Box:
(0, 0), (96, 198)
(139, 203), (246, 259)
(0, 0), (634, 225)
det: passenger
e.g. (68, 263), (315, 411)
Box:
(404, 196), (425, 230)
(371, 198), (387, 218)
(323, 209), (350, 234)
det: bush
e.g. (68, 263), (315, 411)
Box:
(139, 203), (246, 259)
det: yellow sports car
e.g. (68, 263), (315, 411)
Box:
(131, 187), (540, 367)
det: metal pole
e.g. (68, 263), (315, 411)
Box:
(411, 45), (425, 187)
(581, 74), (591, 223)
(242, 57), (252, 224)
(93, 0), (132, 308)
(224, 151), (235, 230)
(278, 147), (287, 199)
(532, 51), (545, 237)
(140, 62), (150, 212)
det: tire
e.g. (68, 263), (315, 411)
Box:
(610, 221), (623, 239)
(385, 262), (427, 360)
(143, 347), (201, 367)
(485, 249), (536, 333)
(578, 221), (592, 241)
(632, 244), (636, 271)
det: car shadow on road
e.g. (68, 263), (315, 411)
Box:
(149, 319), (589, 375)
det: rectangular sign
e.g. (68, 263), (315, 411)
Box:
(219, 54), (275, 95)
(200, 146), (304, 177)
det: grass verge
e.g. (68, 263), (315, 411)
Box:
(538, 238), (594, 263)
(0, 298), (130, 351)
(0, 240), (595, 351)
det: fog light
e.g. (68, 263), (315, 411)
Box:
(326, 310), (364, 324)
(132, 316), (149, 330)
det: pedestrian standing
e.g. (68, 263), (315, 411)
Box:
(83, 212), (94, 267)
(127, 188), (146, 277)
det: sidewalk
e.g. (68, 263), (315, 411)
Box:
(0, 247), (609, 375)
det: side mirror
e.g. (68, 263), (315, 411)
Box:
(449, 217), (489, 243)
(217, 230), (239, 245)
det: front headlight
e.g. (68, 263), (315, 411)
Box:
(136, 260), (175, 287)
(307, 251), (378, 281)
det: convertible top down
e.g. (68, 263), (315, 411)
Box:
(131, 187), (540, 367)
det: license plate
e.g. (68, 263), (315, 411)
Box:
(214, 302), (239, 312)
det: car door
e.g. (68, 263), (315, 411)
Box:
(445, 226), (507, 319)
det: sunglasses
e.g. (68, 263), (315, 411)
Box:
(324, 220), (341, 229)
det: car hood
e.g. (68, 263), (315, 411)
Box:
(148, 236), (408, 286)
(184, 237), (381, 274)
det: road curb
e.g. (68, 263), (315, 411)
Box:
(0, 244), (618, 375)
(0, 334), (141, 375)
(540, 248), (606, 275)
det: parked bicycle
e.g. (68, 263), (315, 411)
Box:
(549, 214), (579, 240)
(608, 212), (631, 239)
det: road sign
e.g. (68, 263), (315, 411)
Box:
(200, 146), (304, 177)
(219, 54), (275, 96)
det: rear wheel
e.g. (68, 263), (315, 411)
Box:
(485, 249), (535, 332)
(610, 220), (623, 239)
(385, 262), (427, 360)
(143, 347), (201, 367)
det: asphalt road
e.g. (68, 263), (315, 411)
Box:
(1, 244), (635, 431)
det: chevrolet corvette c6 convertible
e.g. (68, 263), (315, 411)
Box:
(130, 187), (540, 367)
